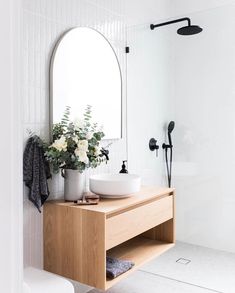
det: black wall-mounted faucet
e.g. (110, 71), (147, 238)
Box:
(100, 148), (109, 161)
(149, 138), (159, 157)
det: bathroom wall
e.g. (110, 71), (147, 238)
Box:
(127, 0), (235, 253)
(22, 0), (127, 291)
(173, 3), (235, 253)
(124, 0), (235, 26)
(0, 0), (23, 292)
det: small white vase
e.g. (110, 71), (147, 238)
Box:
(63, 169), (85, 201)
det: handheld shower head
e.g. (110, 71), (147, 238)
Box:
(168, 121), (175, 134)
(163, 121), (175, 187)
(168, 121), (175, 147)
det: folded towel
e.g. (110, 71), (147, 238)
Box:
(23, 135), (51, 212)
(106, 256), (134, 279)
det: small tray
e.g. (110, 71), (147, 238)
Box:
(75, 192), (100, 205)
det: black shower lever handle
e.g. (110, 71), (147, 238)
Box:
(149, 138), (160, 157)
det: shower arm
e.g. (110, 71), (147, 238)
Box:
(150, 17), (191, 30)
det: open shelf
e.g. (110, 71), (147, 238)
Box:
(106, 236), (174, 289)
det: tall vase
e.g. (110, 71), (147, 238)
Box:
(63, 169), (85, 201)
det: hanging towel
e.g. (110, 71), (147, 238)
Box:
(106, 256), (134, 279)
(23, 136), (51, 212)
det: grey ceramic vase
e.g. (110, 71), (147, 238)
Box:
(63, 169), (85, 201)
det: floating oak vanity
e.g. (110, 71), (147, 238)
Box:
(44, 186), (175, 290)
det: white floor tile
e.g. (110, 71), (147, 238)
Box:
(142, 241), (235, 293)
(90, 270), (213, 293)
(70, 279), (92, 293)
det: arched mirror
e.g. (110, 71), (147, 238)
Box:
(50, 27), (122, 139)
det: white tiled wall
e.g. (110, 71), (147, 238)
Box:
(22, 0), (127, 287)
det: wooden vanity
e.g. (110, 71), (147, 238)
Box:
(44, 186), (175, 290)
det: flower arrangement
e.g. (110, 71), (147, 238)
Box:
(45, 105), (107, 173)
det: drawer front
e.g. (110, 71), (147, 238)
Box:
(106, 195), (173, 250)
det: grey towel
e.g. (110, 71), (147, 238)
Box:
(106, 257), (134, 279)
(23, 136), (51, 212)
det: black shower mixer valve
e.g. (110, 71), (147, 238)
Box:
(149, 138), (160, 157)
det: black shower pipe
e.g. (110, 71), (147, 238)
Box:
(150, 17), (191, 30)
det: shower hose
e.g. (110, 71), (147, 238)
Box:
(165, 147), (173, 188)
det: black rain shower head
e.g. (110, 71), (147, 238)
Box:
(177, 25), (202, 35)
(150, 17), (203, 36)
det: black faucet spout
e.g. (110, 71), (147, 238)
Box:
(100, 148), (109, 161)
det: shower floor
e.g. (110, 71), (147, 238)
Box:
(89, 241), (235, 293)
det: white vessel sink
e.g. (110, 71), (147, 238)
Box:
(89, 174), (141, 198)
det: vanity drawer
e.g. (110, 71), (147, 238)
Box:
(106, 195), (173, 250)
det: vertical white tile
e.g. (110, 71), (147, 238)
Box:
(22, 2), (126, 293)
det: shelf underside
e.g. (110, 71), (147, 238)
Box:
(106, 236), (174, 289)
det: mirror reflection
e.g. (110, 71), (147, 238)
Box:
(51, 27), (122, 139)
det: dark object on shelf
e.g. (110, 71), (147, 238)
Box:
(106, 256), (134, 279)
(149, 138), (159, 157)
(23, 135), (51, 213)
(150, 17), (203, 36)
(119, 160), (128, 173)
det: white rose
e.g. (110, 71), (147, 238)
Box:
(73, 136), (79, 144)
(86, 132), (93, 140)
(74, 118), (84, 130)
(50, 135), (67, 152)
(94, 146), (101, 157)
(75, 149), (89, 164)
(77, 140), (88, 152)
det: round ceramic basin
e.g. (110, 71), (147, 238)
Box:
(89, 173), (141, 198)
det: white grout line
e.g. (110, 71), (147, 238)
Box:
(138, 269), (224, 293)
